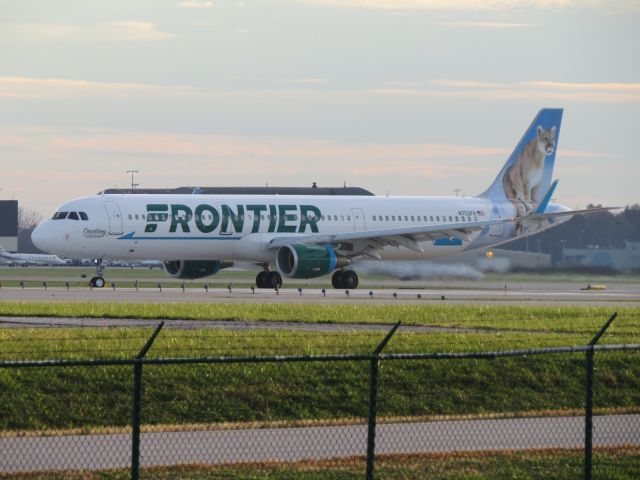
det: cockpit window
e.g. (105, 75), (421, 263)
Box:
(79, 212), (89, 221)
(68, 211), (80, 220)
(52, 211), (68, 220)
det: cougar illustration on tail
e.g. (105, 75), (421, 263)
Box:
(503, 125), (557, 218)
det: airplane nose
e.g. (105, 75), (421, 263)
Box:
(31, 223), (50, 252)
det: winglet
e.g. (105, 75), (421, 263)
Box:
(535, 179), (559, 214)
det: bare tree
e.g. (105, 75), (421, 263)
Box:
(18, 207), (44, 253)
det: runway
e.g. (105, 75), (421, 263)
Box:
(1, 414), (637, 472)
(0, 281), (639, 306)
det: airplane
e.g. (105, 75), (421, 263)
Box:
(31, 108), (613, 289)
(0, 246), (68, 266)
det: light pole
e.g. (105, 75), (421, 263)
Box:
(127, 170), (139, 190)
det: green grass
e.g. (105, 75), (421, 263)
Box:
(0, 325), (638, 431)
(0, 449), (638, 479)
(1, 302), (638, 339)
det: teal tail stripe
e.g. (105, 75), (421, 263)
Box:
(535, 179), (559, 214)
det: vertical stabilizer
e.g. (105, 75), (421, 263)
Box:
(479, 108), (563, 216)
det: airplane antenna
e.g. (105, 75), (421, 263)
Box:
(127, 170), (139, 190)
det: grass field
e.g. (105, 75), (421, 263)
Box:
(0, 448), (638, 479)
(0, 303), (638, 431)
(0, 302), (638, 341)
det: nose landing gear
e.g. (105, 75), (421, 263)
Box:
(89, 259), (106, 288)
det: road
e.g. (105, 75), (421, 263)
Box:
(1, 414), (637, 472)
(0, 282), (639, 306)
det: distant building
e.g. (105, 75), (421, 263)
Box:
(0, 200), (18, 252)
(562, 241), (640, 272)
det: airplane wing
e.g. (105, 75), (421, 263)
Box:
(268, 206), (619, 257)
(268, 217), (513, 256)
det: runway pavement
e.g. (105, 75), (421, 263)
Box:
(0, 282), (639, 306)
(1, 414), (637, 472)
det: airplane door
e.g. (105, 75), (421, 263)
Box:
(351, 208), (366, 231)
(103, 201), (123, 235)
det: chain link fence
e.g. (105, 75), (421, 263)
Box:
(0, 315), (639, 479)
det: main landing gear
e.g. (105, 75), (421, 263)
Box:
(254, 267), (359, 290)
(332, 270), (359, 290)
(90, 259), (106, 288)
(256, 270), (283, 289)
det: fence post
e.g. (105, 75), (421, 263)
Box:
(131, 321), (164, 480)
(584, 312), (616, 480)
(366, 322), (400, 480)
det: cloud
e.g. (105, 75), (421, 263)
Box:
(0, 77), (196, 99)
(373, 80), (640, 103)
(48, 131), (509, 163)
(177, 1), (214, 7)
(105, 21), (174, 40)
(434, 21), (535, 28)
(301, 0), (635, 10)
(2, 76), (638, 105)
(10, 21), (173, 42)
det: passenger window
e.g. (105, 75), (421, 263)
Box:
(373, 215), (376, 221)
(455, 216), (459, 222)
(411, 216), (415, 221)
(79, 212), (89, 221)
(142, 214), (145, 220)
(392, 216), (396, 221)
(52, 211), (68, 220)
(347, 215), (351, 221)
(449, 216), (453, 222)
(436, 216), (440, 221)
(334, 215), (338, 221)
(68, 212), (79, 220)
(430, 216), (434, 221)
(340, 215), (344, 221)
(405, 216), (408, 221)
(385, 216), (389, 221)
(135, 214), (139, 220)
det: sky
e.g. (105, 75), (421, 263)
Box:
(1, 0), (638, 218)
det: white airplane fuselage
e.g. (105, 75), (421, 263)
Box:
(31, 193), (562, 264)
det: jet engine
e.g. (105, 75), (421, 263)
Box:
(276, 244), (349, 279)
(162, 260), (233, 279)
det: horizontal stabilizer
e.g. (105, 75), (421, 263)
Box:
(526, 206), (619, 222)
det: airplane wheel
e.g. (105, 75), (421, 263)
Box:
(342, 271), (359, 290)
(266, 271), (283, 289)
(90, 276), (105, 288)
(256, 271), (267, 288)
(331, 270), (344, 289)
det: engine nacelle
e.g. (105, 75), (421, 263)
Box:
(162, 260), (233, 279)
(276, 244), (349, 279)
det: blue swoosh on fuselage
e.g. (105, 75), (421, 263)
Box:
(117, 232), (242, 240)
